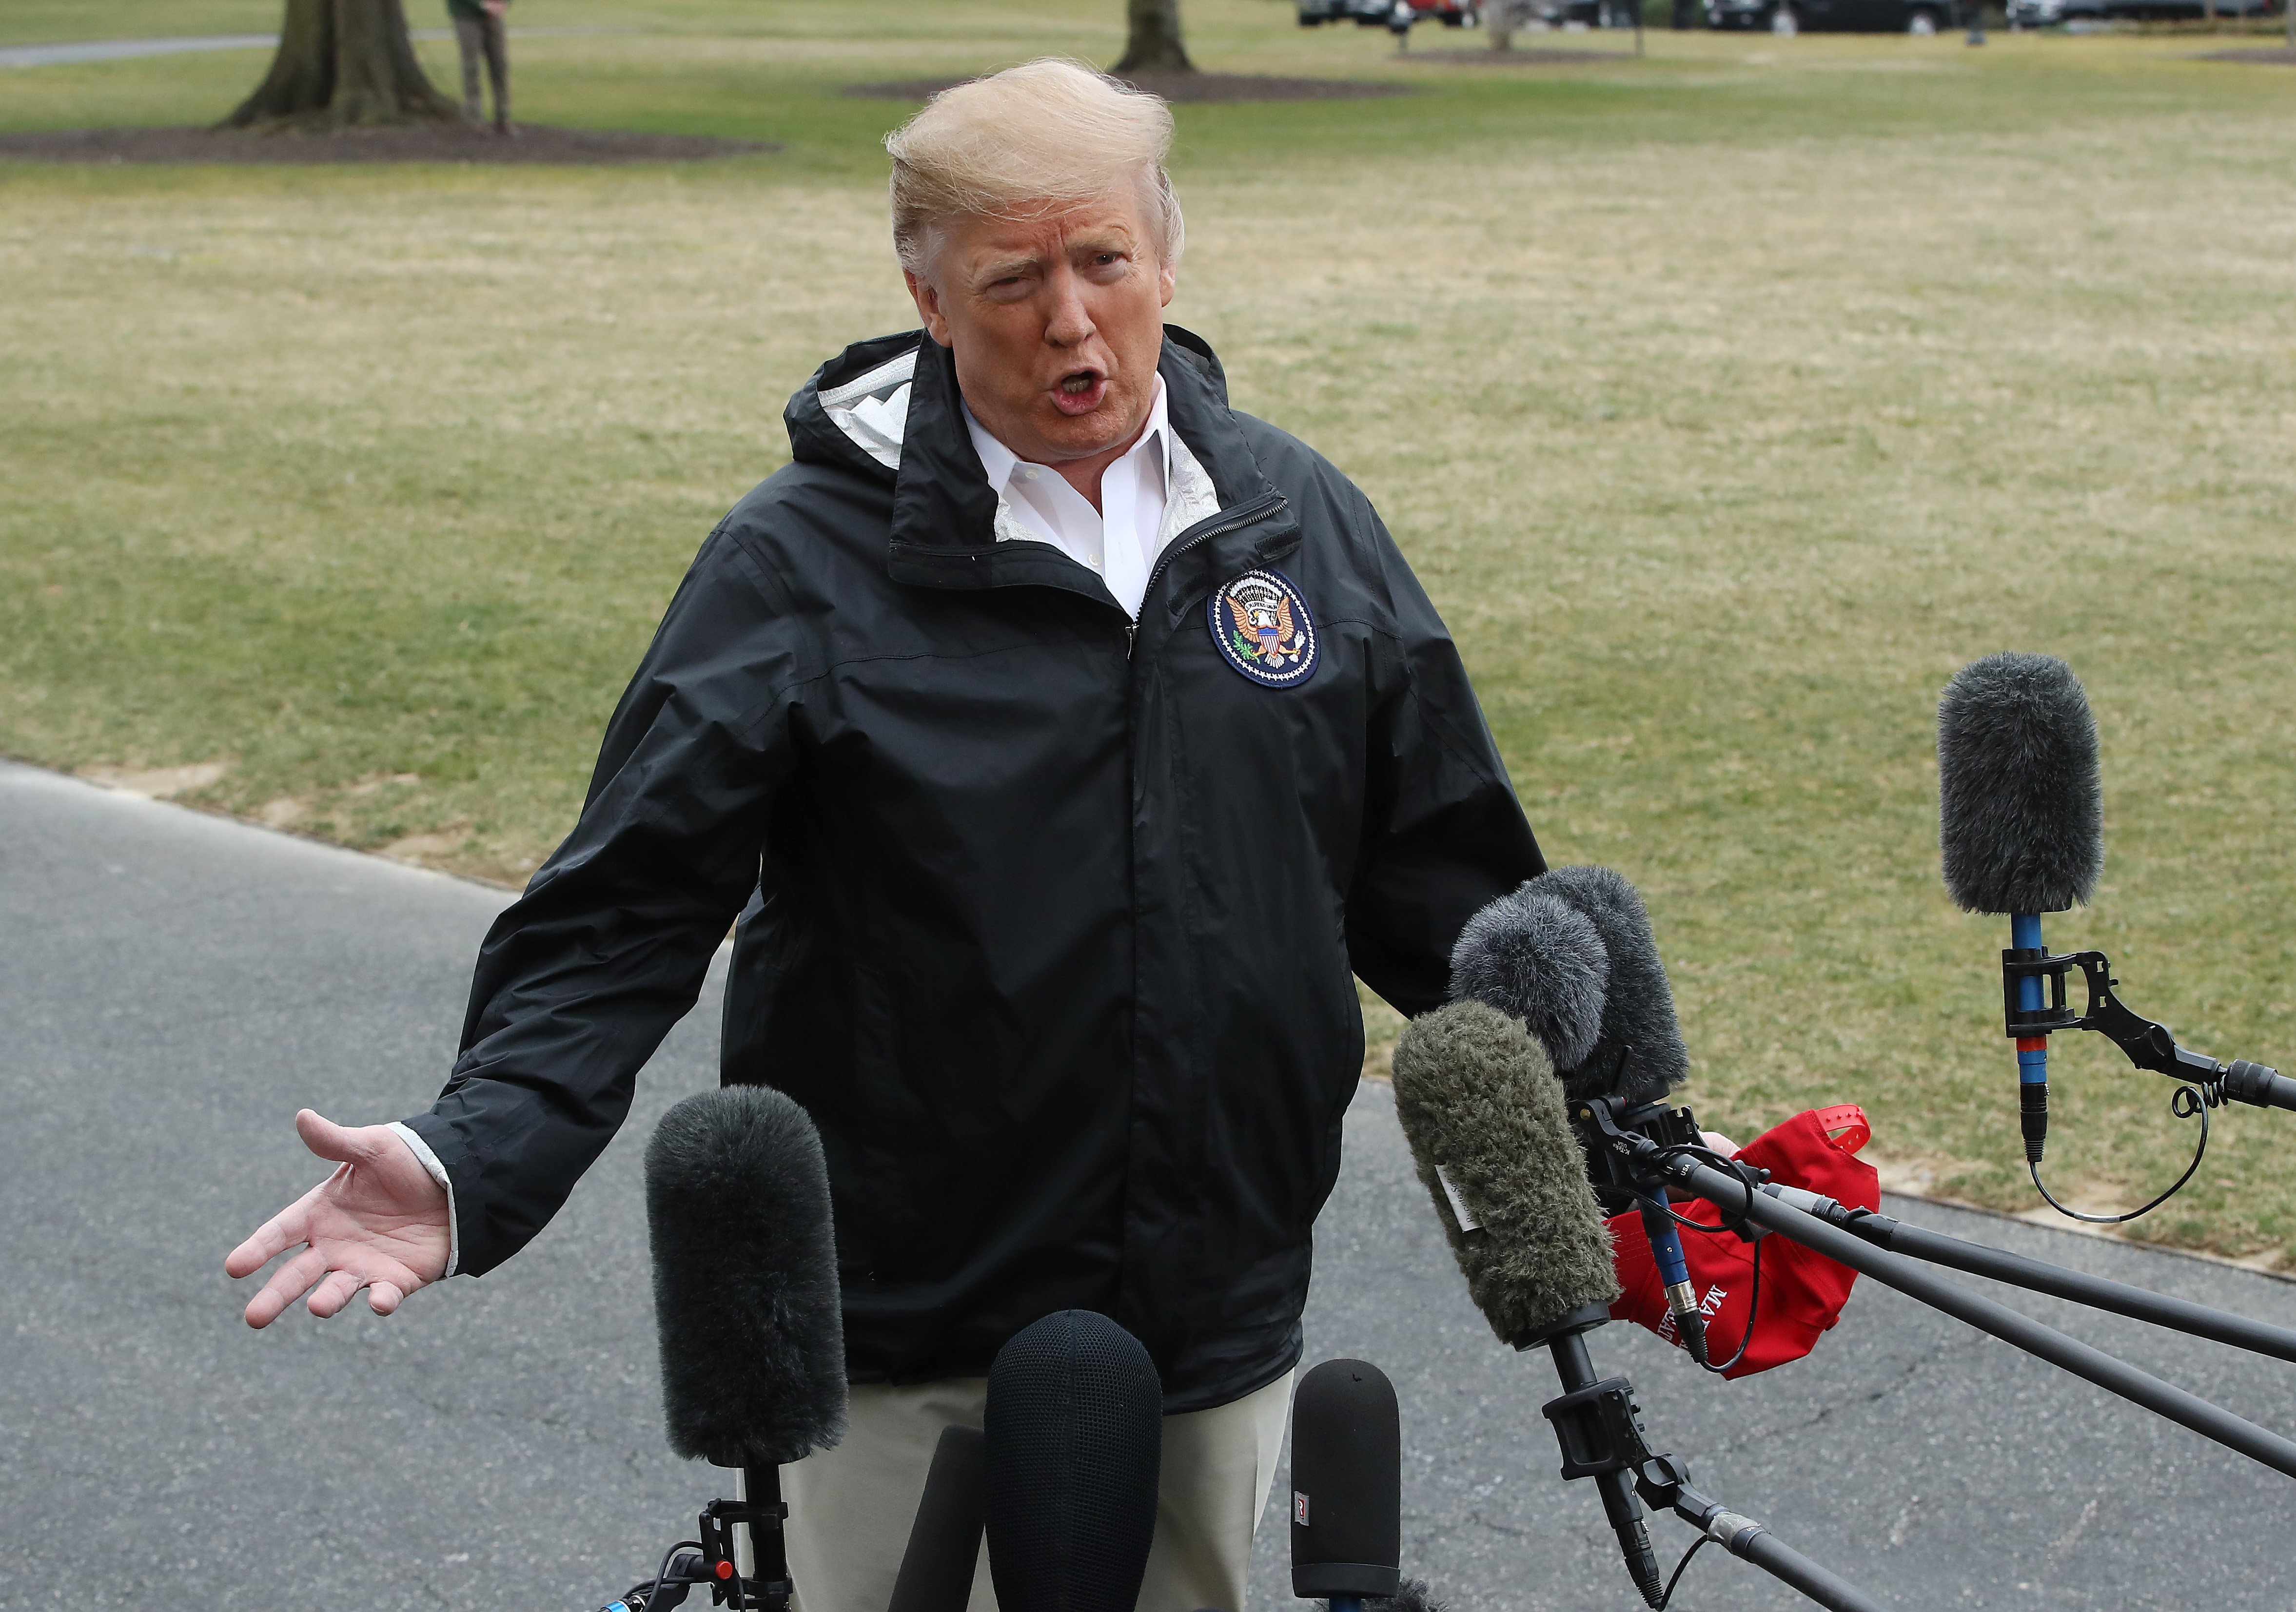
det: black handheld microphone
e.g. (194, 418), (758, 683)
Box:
(983, 1309), (1162, 1612)
(1938, 651), (2106, 1166)
(1290, 1359), (1402, 1610)
(1451, 868), (1708, 1366)
(1390, 999), (1665, 1606)
(887, 1424), (986, 1612)
(645, 1084), (849, 1610)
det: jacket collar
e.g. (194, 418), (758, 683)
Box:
(785, 326), (1299, 598)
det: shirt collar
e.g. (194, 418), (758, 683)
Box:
(962, 377), (1170, 498)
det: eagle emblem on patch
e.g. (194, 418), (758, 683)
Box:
(1209, 568), (1319, 688)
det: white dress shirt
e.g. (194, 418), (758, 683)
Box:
(963, 381), (1175, 621)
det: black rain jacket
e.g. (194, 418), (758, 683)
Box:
(406, 327), (1543, 1412)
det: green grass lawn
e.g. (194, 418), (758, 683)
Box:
(3, 1), (2292, 1258)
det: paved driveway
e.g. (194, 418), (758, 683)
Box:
(4, 758), (2292, 1610)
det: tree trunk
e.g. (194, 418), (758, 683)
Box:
(223, 0), (463, 131)
(1490, 0), (1516, 48)
(1114, 0), (1195, 76)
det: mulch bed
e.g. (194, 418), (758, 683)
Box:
(1398, 46), (1634, 62)
(0, 124), (778, 165)
(845, 73), (1416, 103)
(2195, 45), (2295, 61)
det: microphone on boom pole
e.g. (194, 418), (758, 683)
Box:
(1937, 651), (2105, 1169)
(1391, 998), (1883, 1611)
(1938, 652), (2292, 1223)
(1390, 999), (1664, 1605)
(1449, 867), (1710, 1366)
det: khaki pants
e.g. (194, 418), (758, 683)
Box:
(451, 12), (509, 127)
(778, 1370), (1294, 1612)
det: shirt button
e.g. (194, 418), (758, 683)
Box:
(1022, 468), (1040, 482)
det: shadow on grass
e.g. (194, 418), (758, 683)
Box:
(0, 123), (778, 163)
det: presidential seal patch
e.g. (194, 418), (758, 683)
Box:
(1209, 568), (1319, 688)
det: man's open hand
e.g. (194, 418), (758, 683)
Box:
(225, 1110), (450, 1329)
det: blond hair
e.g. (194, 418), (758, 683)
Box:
(884, 58), (1185, 277)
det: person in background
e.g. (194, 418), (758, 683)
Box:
(448, 0), (511, 135)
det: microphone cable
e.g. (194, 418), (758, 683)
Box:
(1652, 1535), (1714, 1611)
(1644, 1141), (1769, 1377)
(654, 1540), (703, 1611)
(2029, 1078), (2216, 1225)
(603, 1538), (704, 1612)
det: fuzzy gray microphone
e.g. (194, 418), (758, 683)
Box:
(1390, 999), (1621, 1348)
(1452, 866), (1689, 1106)
(1938, 651), (2105, 915)
(646, 1084), (848, 1469)
(1447, 883), (1609, 1072)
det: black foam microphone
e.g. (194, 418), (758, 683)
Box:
(1390, 1000), (1666, 1608)
(1290, 1359), (1402, 1608)
(1938, 651), (2106, 1166)
(983, 1310), (1162, 1612)
(647, 1084), (849, 1607)
(1451, 867), (1708, 1365)
(887, 1425), (986, 1612)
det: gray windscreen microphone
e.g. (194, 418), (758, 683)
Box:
(647, 1084), (848, 1470)
(1451, 865), (1689, 1108)
(1448, 866), (1708, 1361)
(646, 1084), (849, 1605)
(1937, 651), (2106, 1165)
(1938, 650), (2105, 919)
(1391, 999), (1664, 1606)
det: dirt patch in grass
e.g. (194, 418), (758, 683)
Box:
(844, 73), (1416, 103)
(2196, 46), (2296, 62)
(0, 124), (777, 165)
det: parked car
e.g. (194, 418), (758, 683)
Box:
(2004, 0), (2097, 22)
(1296, 0), (1396, 24)
(1299, 0), (1480, 24)
(2007, 0), (2256, 21)
(1707, 0), (1963, 29)
(1484, 0), (1646, 25)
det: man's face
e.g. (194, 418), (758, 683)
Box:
(904, 182), (1176, 469)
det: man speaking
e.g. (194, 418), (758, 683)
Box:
(227, 59), (1543, 1612)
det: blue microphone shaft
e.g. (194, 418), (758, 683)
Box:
(2010, 912), (2050, 1162)
(1637, 1194), (1708, 1367)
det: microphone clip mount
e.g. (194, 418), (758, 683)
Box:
(1544, 1373), (1656, 1485)
(693, 1485), (791, 1611)
(1999, 948), (2264, 1097)
(1573, 1093), (1709, 1209)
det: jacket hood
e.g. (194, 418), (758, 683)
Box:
(783, 325), (1272, 570)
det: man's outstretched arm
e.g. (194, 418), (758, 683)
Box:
(224, 1109), (450, 1328)
(223, 522), (805, 1318)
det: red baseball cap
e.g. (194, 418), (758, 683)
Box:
(1607, 1105), (1879, 1379)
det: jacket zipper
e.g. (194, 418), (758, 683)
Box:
(1126, 491), (1287, 660)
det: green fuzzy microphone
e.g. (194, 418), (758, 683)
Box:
(1391, 998), (1663, 1608)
